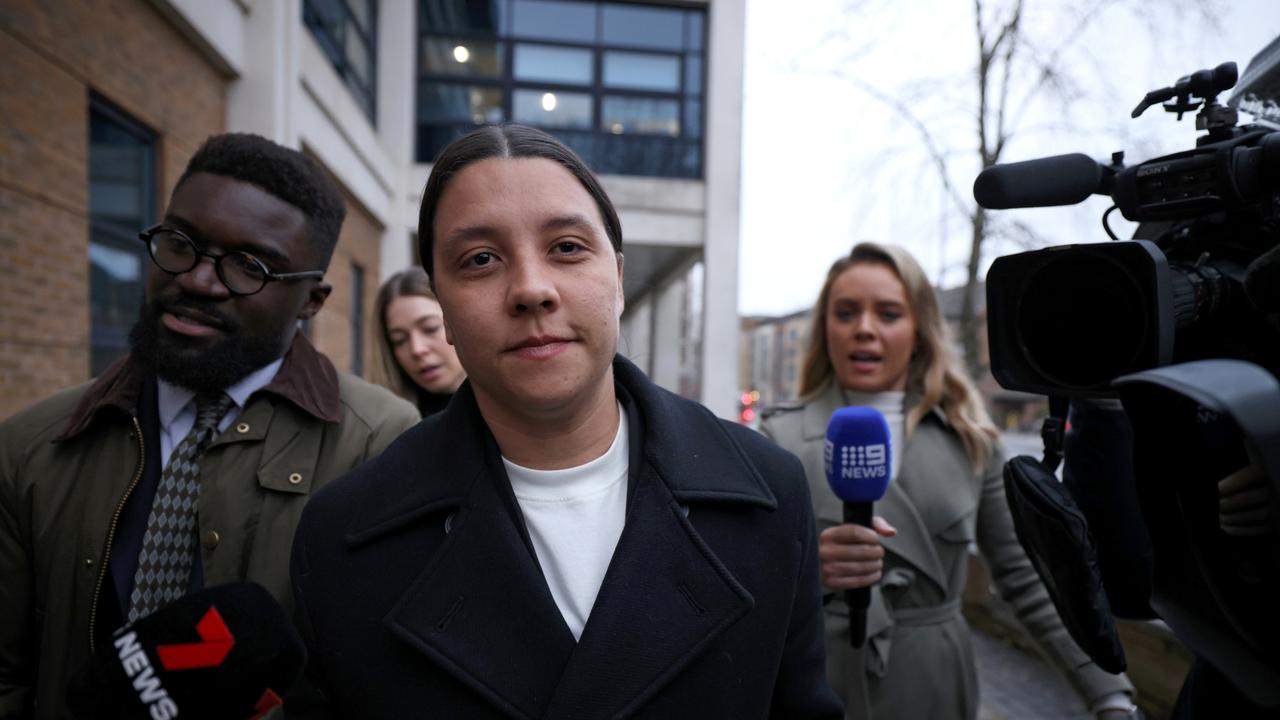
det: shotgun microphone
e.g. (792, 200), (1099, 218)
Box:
(824, 406), (893, 648)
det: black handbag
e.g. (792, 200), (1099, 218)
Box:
(1003, 453), (1127, 673)
(1001, 397), (1128, 674)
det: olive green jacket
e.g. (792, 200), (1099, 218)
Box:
(0, 335), (419, 719)
(761, 381), (1133, 720)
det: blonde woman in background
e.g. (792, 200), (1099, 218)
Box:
(372, 267), (466, 417)
(761, 242), (1136, 720)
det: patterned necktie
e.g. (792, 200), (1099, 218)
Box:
(128, 392), (236, 621)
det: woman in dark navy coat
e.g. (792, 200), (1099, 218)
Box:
(285, 125), (844, 719)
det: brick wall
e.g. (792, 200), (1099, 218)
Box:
(309, 180), (383, 378)
(0, 0), (227, 420)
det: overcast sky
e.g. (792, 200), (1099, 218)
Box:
(738, 0), (1280, 317)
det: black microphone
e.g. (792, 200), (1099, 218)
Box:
(973, 153), (1106, 209)
(67, 582), (305, 720)
(824, 407), (893, 648)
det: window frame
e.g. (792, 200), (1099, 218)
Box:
(304, 0), (380, 123)
(415, 0), (707, 178)
(350, 260), (365, 375)
(87, 94), (157, 376)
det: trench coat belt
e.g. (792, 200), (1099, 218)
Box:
(889, 598), (962, 627)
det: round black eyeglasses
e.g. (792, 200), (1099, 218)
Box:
(138, 224), (324, 297)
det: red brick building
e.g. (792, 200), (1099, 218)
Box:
(0, 0), (390, 420)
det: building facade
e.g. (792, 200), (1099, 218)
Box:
(739, 309), (810, 411)
(0, 0), (744, 421)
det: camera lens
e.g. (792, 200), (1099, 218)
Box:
(1016, 253), (1150, 389)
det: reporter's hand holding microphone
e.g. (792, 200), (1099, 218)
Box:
(821, 405), (898, 647)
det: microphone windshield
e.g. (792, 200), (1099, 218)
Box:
(973, 153), (1103, 209)
(824, 406), (893, 502)
(68, 582), (304, 720)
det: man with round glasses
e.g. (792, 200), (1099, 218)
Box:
(0, 133), (419, 717)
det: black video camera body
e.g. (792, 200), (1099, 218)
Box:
(977, 47), (1280, 711)
(976, 60), (1280, 397)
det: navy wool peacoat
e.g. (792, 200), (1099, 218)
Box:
(286, 356), (842, 719)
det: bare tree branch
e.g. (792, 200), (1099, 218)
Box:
(825, 68), (975, 220)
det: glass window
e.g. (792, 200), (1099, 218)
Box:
(514, 89), (592, 129)
(601, 4), (683, 50)
(350, 262), (364, 375)
(685, 10), (704, 51)
(349, 0), (373, 30)
(684, 99), (701, 138)
(514, 44), (593, 85)
(511, 0), (597, 43)
(419, 83), (504, 124)
(346, 24), (373, 87)
(422, 37), (503, 77)
(418, 0), (506, 35)
(417, 0), (706, 177)
(685, 55), (702, 95)
(603, 51), (679, 92)
(88, 99), (154, 376)
(601, 96), (679, 136)
(303, 0), (377, 122)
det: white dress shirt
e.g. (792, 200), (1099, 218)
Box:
(155, 358), (283, 469)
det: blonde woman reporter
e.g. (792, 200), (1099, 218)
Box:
(761, 242), (1135, 720)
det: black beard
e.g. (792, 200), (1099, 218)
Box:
(129, 294), (287, 395)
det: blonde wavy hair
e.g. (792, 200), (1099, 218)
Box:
(798, 242), (999, 472)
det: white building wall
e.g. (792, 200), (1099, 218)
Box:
(375, 0), (419, 278)
(225, 0), (295, 143)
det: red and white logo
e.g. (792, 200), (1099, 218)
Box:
(156, 607), (236, 671)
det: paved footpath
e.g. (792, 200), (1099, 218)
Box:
(975, 626), (1091, 720)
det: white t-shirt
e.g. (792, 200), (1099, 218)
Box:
(841, 388), (906, 479)
(503, 406), (629, 641)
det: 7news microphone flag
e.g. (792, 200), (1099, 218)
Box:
(67, 582), (305, 720)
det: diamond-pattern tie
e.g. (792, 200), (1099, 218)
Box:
(128, 392), (235, 621)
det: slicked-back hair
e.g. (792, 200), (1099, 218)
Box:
(176, 133), (346, 269)
(416, 124), (623, 280)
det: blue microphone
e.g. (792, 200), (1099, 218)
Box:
(824, 406), (893, 648)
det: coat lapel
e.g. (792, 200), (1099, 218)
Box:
(382, 463), (577, 720)
(543, 359), (769, 718)
(800, 382), (949, 593)
(541, 461), (755, 719)
(350, 383), (576, 719)
(356, 360), (774, 719)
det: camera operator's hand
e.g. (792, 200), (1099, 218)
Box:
(818, 517), (897, 590)
(1091, 691), (1141, 719)
(1219, 456), (1275, 537)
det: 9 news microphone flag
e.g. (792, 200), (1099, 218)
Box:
(824, 406), (893, 648)
(67, 582), (305, 720)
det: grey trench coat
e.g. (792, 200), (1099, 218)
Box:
(761, 382), (1132, 720)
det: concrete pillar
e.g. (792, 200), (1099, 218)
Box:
(620, 299), (653, 375)
(650, 275), (686, 391)
(700, 0), (746, 419)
